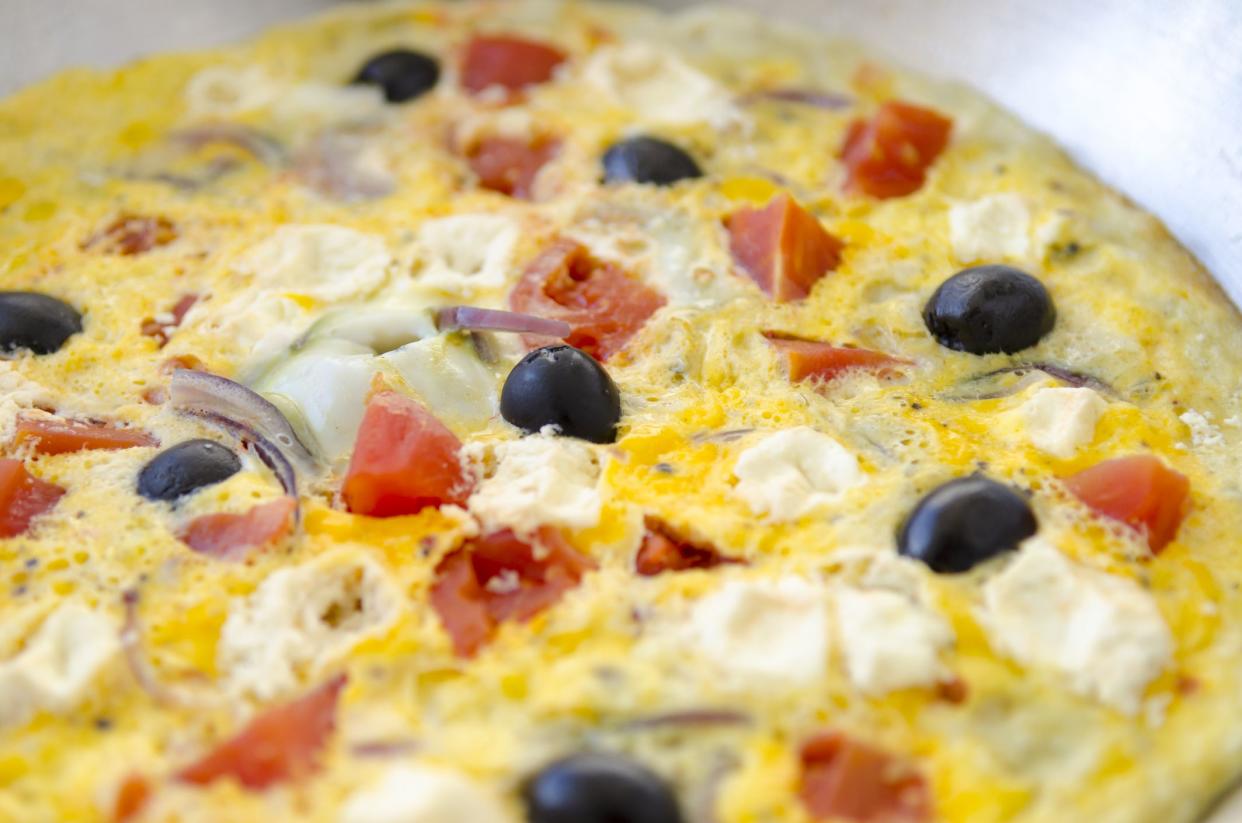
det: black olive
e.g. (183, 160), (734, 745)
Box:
(0, 292), (82, 355)
(352, 49), (440, 103)
(523, 752), (684, 823)
(602, 136), (703, 186)
(137, 439), (242, 502)
(898, 474), (1037, 573)
(923, 265), (1055, 355)
(500, 345), (621, 444)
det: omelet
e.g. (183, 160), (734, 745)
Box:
(1, 2), (1241, 822)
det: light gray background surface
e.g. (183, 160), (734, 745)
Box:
(2, 0), (1242, 816)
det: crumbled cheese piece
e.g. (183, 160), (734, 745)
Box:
(1020, 386), (1107, 458)
(235, 225), (392, 303)
(466, 436), (602, 535)
(1180, 410), (1224, 448)
(981, 538), (1172, 714)
(219, 551), (401, 701)
(0, 362), (51, 442)
(184, 65), (280, 117)
(949, 194), (1031, 263)
(686, 577), (830, 688)
(835, 583), (953, 696)
(582, 43), (743, 129)
(207, 225), (391, 369)
(0, 604), (120, 728)
(271, 82), (386, 125)
(732, 427), (864, 521)
(413, 215), (521, 296)
(339, 765), (512, 823)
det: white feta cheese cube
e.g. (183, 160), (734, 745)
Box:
(981, 538), (1172, 714)
(732, 427), (864, 521)
(686, 577), (830, 689)
(339, 765), (512, 823)
(949, 194), (1031, 263)
(1020, 386), (1107, 458)
(0, 604), (120, 728)
(219, 550), (402, 701)
(466, 436), (602, 535)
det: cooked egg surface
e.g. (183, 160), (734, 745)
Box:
(1, 3), (1241, 822)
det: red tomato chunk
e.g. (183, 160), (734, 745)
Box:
(85, 214), (177, 255)
(178, 496), (297, 560)
(464, 135), (560, 199)
(342, 391), (473, 518)
(1063, 454), (1190, 553)
(510, 238), (665, 361)
(0, 458), (64, 538)
(764, 334), (908, 382)
(800, 731), (931, 823)
(635, 520), (741, 576)
(431, 528), (595, 657)
(14, 416), (157, 455)
(727, 194), (844, 302)
(176, 674), (346, 790)
(112, 773), (153, 822)
(141, 293), (200, 347)
(460, 35), (567, 95)
(840, 101), (952, 199)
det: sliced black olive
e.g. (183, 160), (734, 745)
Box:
(137, 439), (241, 502)
(923, 265), (1055, 355)
(524, 752), (684, 823)
(352, 49), (440, 103)
(500, 344), (621, 444)
(898, 474), (1037, 573)
(0, 292), (82, 354)
(602, 136), (703, 186)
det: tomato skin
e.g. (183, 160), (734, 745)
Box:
(840, 101), (952, 199)
(178, 496), (297, 559)
(460, 35), (567, 95)
(0, 458), (64, 538)
(85, 214), (177, 255)
(764, 334), (909, 382)
(141, 293), (199, 347)
(799, 731), (930, 823)
(430, 528), (595, 657)
(464, 135), (560, 199)
(342, 391), (473, 518)
(509, 239), (665, 361)
(635, 520), (740, 576)
(176, 674), (346, 790)
(726, 194), (844, 302)
(13, 416), (157, 455)
(1063, 454), (1190, 553)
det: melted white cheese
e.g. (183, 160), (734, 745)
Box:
(0, 603), (120, 728)
(949, 194), (1031, 263)
(1020, 386), (1107, 459)
(685, 576), (830, 689)
(381, 334), (499, 426)
(183, 65), (281, 118)
(981, 538), (1172, 714)
(412, 215), (521, 297)
(200, 224), (393, 370)
(271, 82), (386, 125)
(466, 436), (602, 535)
(732, 427), (864, 521)
(582, 42), (743, 129)
(256, 339), (379, 462)
(218, 551), (401, 701)
(339, 765), (512, 823)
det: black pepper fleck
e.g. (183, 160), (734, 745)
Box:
(653, 463), (675, 474)
(94, 717), (113, 731)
